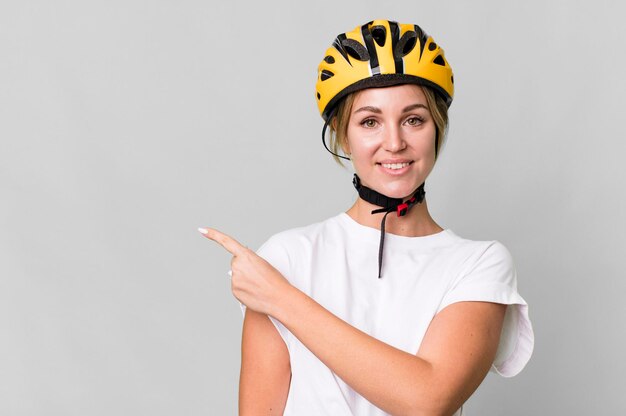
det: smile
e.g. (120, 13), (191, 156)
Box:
(379, 162), (412, 170)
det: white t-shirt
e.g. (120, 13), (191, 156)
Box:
(239, 213), (534, 416)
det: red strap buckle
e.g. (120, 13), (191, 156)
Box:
(397, 197), (416, 217)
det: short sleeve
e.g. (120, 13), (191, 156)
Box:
(237, 234), (292, 349)
(438, 241), (534, 377)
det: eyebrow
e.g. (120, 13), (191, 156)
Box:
(353, 103), (429, 114)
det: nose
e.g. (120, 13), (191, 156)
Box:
(382, 124), (406, 153)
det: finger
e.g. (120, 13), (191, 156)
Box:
(198, 227), (246, 255)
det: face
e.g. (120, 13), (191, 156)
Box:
(343, 84), (437, 199)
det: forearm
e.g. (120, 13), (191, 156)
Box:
(272, 286), (444, 416)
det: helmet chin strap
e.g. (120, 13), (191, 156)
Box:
(352, 174), (425, 278)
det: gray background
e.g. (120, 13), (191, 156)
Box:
(1, 0), (624, 414)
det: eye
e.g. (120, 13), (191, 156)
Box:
(360, 118), (378, 128)
(404, 116), (424, 126)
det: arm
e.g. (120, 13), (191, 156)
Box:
(199, 228), (505, 416)
(274, 287), (506, 416)
(239, 308), (291, 416)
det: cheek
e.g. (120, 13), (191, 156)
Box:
(422, 135), (437, 156)
(345, 140), (374, 176)
(415, 126), (437, 156)
(347, 139), (378, 167)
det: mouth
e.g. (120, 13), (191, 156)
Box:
(377, 161), (413, 170)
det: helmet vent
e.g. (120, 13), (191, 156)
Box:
(451, 75), (454, 84)
(341, 38), (370, 61)
(324, 55), (335, 64)
(433, 54), (445, 66)
(371, 26), (387, 47)
(395, 31), (417, 58)
(428, 42), (437, 51)
(317, 92), (321, 100)
(320, 69), (335, 81)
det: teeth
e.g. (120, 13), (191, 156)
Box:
(381, 162), (410, 170)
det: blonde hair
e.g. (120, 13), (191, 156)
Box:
(327, 86), (449, 167)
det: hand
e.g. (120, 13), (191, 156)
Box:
(198, 227), (292, 317)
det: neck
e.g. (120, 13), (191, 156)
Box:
(346, 197), (443, 237)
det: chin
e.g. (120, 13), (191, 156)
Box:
(378, 182), (421, 199)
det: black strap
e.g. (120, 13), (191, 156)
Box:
(353, 174), (403, 208)
(352, 174), (425, 278)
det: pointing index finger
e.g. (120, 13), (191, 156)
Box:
(198, 227), (246, 256)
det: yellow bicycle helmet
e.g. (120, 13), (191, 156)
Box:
(316, 19), (454, 121)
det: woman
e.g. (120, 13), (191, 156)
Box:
(200, 19), (534, 416)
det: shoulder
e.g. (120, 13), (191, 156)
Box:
(438, 232), (517, 303)
(255, 214), (344, 264)
(439, 233), (517, 291)
(258, 215), (336, 247)
(447, 233), (514, 271)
